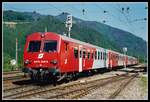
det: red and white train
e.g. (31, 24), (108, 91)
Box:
(23, 32), (138, 81)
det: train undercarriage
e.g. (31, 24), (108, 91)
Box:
(22, 64), (137, 86)
(22, 67), (79, 85)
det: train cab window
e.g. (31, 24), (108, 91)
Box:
(28, 41), (41, 52)
(43, 40), (57, 52)
(83, 51), (86, 58)
(88, 52), (90, 59)
(74, 48), (78, 58)
(95, 51), (97, 59)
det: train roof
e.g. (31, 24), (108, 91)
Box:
(60, 34), (106, 50)
(28, 32), (136, 59)
(60, 34), (137, 59)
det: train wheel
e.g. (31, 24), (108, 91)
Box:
(64, 74), (70, 83)
(52, 76), (57, 86)
(65, 78), (69, 83)
(72, 73), (77, 81)
(30, 73), (34, 81)
(75, 73), (78, 80)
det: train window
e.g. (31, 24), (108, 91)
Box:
(103, 52), (104, 60)
(83, 51), (86, 58)
(80, 50), (82, 58)
(88, 52), (90, 59)
(98, 51), (100, 60)
(95, 51), (97, 59)
(101, 52), (102, 60)
(92, 53), (94, 59)
(64, 42), (68, 51)
(103, 52), (105, 60)
(43, 40), (57, 52)
(74, 48), (78, 58)
(28, 41), (41, 52)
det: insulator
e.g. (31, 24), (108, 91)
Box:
(144, 18), (147, 21)
(122, 7), (124, 12)
(103, 20), (106, 23)
(104, 10), (107, 13)
(82, 9), (85, 15)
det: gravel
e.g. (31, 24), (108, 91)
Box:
(115, 77), (148, 100)
(79, 73), (148, 100)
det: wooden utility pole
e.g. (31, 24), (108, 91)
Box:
(16, 38), (18, 68)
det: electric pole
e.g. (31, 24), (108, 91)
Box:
(45, 27), (47, 32)
(123, 47), (127, 69)
(16, 38), (18, 68)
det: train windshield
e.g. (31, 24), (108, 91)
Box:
(28, 41), (41, 52)
(43, 40), (57, 52)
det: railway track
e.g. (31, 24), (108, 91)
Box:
(108, 73), (138, 99)
(3, 75), (29, 89)
(3, 73), (134, 99)
(133, 64), (147, 68)
(46, 74), (138, 99)
(3, 75), (26, 81)
(3, 71), (29, 91)
(3, 78), (31, 91)
(3, 71), (22, 75)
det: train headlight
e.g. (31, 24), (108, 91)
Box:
(24, 59), (30, 64)
(50, 59), (57, 65)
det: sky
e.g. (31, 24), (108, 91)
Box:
(2, 2), (148, 41)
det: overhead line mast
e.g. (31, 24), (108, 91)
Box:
(65, 15), (72, 38)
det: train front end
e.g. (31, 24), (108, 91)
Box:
(23, 32), (61, 81)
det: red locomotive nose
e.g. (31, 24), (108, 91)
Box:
(23, 32), (59, 69)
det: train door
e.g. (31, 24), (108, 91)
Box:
(73, 47), (79, 72)
(109, 52), (113, 70)
(87, 49), (92, 69)
(82, 49), (86, 71)
(79, 45), (82, 72)
(61, 41), (69, 72)
(106, 50), (109, 68)
(104, 49), (106, 68)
